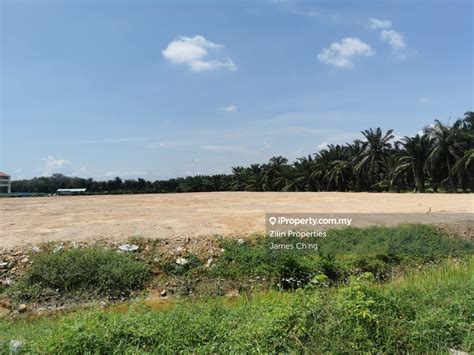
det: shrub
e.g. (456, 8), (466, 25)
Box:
(2, 258), (471, 353)
(210, 237), (271, 278)
(163, 253), (203, 276)
(320, 224), (473, 258)
(210, 225), (473, 287)
(9, 248), (150, 301)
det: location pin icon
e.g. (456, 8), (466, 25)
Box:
(269, 216), (277, 225)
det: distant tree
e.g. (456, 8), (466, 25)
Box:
(393, 134), (433, 192)
(293, 155), (321, 191)
(323, 145), (352, 191)
(230, 167), (248, 191)
(354, 128), (395, 191)
(426, 120), (465, 192)
(10, 112), (473, 195)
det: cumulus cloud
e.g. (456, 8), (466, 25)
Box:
(317, 37), (375, 68)
(162, 35), (236, 72)
(218, 104), (237, 112)
(369, 18), (392, 30)
(41, 156), (72, 176)
(380, 29), (406, 50)
(369, 18), (407, 52)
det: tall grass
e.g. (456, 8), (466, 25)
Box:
(211, 224), (473, 283)
(1, 258), (472, 353)
(8, 248), (150, 302)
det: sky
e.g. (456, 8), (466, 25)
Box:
(1, 0), (472, 180)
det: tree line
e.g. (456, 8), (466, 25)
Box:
(12, 112), (473, 194)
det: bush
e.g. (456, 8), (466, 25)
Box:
(210, 237), (271, 278)
(9, 248), (150, 301)
(210, 225), (473, 286)
(2, 258), (471, 353)
(163, 253), (203, 276)
(320, 224), (473, 258)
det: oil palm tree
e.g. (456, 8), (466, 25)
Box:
(293, 155), (321, 191)
(245, 164), (265, 191)
(323, 145), (353, 191)
(325, 159), (352, 191)
(264, 156), (289, 191)
(392, 134), (433, 192)
(354, 128), (395, 191)
(230, 166), (249, 191)
(452, 148), (474, 192)
(425, 120), (466, 192)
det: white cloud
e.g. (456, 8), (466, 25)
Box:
(369, 18), (408, 53)
(201, 145), (258, 155)
(369, 18), (392, 30)
(417, 123), (435, 136)
(162, 35), (236, 72)
(218, 104), (237, 112)
(290, 8), (342, 23)
(317, 142), (329, 150)
(189, 58), (236, 72)
(317, 37), (375, 68)
(380, 29), (406, 50)
(41, 156), (72, 176)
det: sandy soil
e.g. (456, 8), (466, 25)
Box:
(0, 192), (472, 248)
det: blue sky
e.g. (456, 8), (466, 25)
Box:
(1, 0), (472, 180)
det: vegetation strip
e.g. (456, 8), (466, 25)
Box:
(11, 112), (474, 194)
(0, 224), (472, 352)
(1, 258), (472, 353)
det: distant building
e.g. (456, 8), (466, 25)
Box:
(0, 172), (11, 194)
(57, 188), (87, 195)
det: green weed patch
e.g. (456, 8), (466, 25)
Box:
(8, 248), (150, 302)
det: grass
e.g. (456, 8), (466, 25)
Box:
(1, 258), (472, 353)
(8, 248), (150, 302)
(4, 225), (471, 301)
(209, 224), (473, 284)
(1, 224), (472, 352)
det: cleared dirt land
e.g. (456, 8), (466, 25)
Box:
(0, 192), (472, 248)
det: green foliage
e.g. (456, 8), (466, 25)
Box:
(210, 225), (472, 285)
(9, 248), (150, 301)
(1, 258), (472, 353)
(320, 224), (472, 257)
(308, 273), (329, 288)
(210, 237), (272, 278)
(163, 253), (203, 276)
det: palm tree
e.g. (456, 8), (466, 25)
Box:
(323, 145), (353, 191)
(458, 111), (473, 130)
(426, 120), (466, 192)
(452, 148), (474, 192)
(452, 113), (474, 191)
(354, 128), (395, 191)
(245, 164), (265, 191)
(230, 167), (249, 191)
(264, 156), (289, 191)
(293, 155), (321, 191)
(344, 140), (365, 191)
(393, 134), (433, 192)
(325, 159), (352, 191)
